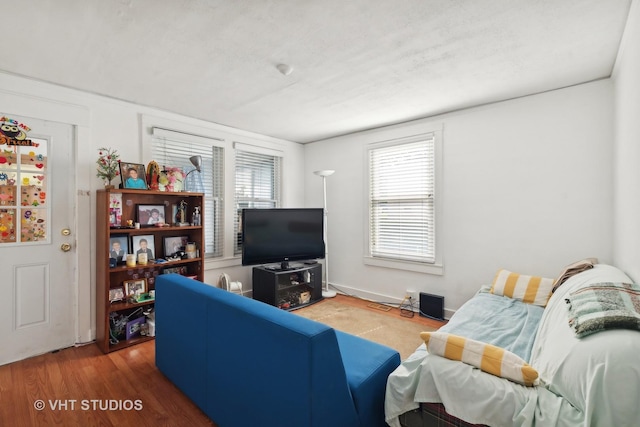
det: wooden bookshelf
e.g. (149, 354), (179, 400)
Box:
(95, 188), (204, 353)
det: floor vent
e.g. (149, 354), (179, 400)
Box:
(367, 303), (392, 312)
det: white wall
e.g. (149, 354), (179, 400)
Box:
(613, 0), (640, 282)
(305, 80), (614, 314)
(0, 72), (305, 343)
(1, 24), (629, 338)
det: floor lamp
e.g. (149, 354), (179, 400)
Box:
(314, 170), (336, 298)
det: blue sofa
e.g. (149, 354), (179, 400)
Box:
(155, 274), (401, 427)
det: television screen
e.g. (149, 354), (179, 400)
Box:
(241, 208), (325, 269)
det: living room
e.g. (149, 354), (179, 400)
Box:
(1, 1), (639, 424)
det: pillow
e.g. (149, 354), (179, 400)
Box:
(490, 269), (554, 307)
(421, 331), (538, 386)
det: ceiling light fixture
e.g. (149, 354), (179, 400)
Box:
(276, 63), (293, 76)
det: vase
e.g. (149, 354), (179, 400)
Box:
(104, 184), (115, 190)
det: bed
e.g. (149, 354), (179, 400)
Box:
(385, 263), (640, 427)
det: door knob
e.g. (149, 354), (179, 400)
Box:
(61, 228), (71, 236)
(60, 243), (72, 252)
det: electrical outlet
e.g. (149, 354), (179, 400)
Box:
(406, 288), (417, 300)
(404, 288), (418, 304)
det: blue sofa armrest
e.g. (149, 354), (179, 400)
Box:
(337, 331), (401, 427)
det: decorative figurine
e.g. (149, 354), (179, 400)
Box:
(177, 200), (189, 226)
(192, 206), (201, 226)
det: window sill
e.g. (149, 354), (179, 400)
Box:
(363, 256), (444, 275)
(204, 256), (242, 270)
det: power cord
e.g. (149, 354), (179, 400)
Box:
(399, 295), (415, 318)
(326, 282), (418, 315)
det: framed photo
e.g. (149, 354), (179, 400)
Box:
(119, 162), (148, 189)
(123, 278), (147, 297)
(109, 193), (122, 227)
(108, 234), (129, 264)
(126, 316), (146, 340)
(131, 234), (155, 259)
(109, 287), (125, 303)
(163, 266), (187, 275)
(163, 235), (189, 257)
(137, 204), (166, 226)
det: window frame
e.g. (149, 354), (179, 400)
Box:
(364, 124), (443, 275)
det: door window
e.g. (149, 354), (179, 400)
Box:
(0, 125), (48, 244)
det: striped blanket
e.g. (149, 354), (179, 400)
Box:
(566, 282), (640, 338)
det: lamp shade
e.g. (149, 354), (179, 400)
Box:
(313, 170), (335, 177)
(189, 155), (202, 172)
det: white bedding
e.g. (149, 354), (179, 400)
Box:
(385, 264), (640, 427)
(530, 264), (640, 427)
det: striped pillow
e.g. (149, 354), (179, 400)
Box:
(421, 332), (538, 386)
(490, 269), (554, 307)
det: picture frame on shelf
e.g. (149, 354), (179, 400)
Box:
(119, 162), (148, 189)
(136, 204), (166, 226)
(163, 235), (189, 258)
(131, 234), (155, 259)
(163, 266), (187, 275)
(108, 234), (129, 264)
(109, 287), (125, 303)
(123, 278), (147, 297)
(109, 193), (122, 226)
(125, 316), (146, 340)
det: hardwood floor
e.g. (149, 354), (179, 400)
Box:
(0, 294), (444, 427)
(0, 341), (214, 427)
(327, 293), (447, 330)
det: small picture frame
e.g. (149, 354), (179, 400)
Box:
(109, 287), (125, 303)
(108, 234), (129, 264)
(119, 162), (148, 189)
(163, 266), (187, 275)
(109, 193), (122, 227)
(137, 204), (166, 226)
(123, 278), (147, 297)
(163, 235), (189, 258)
(131, 234), (155, 259)
(126, 316), (146, 340)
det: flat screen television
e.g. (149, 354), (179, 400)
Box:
(241, 208), (325, 270)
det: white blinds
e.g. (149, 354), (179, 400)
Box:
(151, 128), (224, 257)
(234, 149), (282, 253)
(369, 135), (435, 263)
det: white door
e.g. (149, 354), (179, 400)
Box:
(0, 113), (76, 365)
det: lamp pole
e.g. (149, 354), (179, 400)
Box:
(314, 170), (336, 298)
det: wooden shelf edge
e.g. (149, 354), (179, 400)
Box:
(109, 299), (155, 313)
(108, 257), (202, 273)
(109, 225), (202, 234)
(98, 188), (204, 197)
(108, 335), (154, 353)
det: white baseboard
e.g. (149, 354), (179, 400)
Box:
(327, 282), (454, 320)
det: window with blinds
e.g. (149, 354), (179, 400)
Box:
(234, 148), (282, 254)
(368, 134), (435, 264)
(151, 128), (224, 257)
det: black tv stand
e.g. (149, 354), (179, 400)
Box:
(252, 264), (322, 310)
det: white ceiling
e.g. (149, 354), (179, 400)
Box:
(2, 0), (632, 143)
